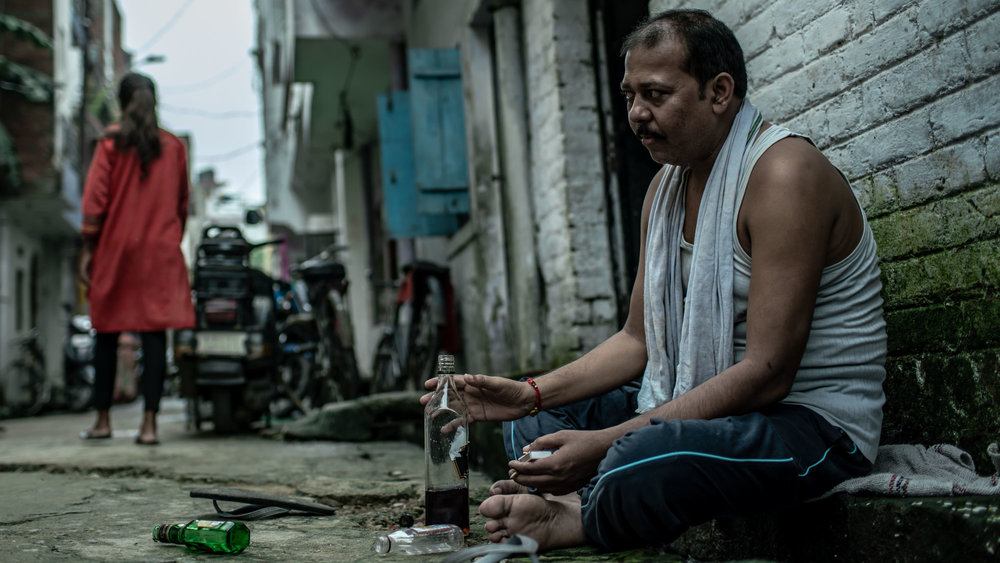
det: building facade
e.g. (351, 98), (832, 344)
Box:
(254, 0), (998, 460)
(0, 0), (125, 397)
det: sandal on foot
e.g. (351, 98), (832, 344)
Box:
(441, 534), (540, 563)
(135, 436), (160, 446)
(79, 430), (112, 440)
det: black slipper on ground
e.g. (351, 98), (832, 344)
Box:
(135, 436), (160, 445)
(190, 487), (338, 520)
(79, 430), (112, 440)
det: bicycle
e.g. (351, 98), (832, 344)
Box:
(371, 261), (457, 393)
(296, 244), (362, 402)
(1, 329), (52, 418)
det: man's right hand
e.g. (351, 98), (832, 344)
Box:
(420, 373), (533, 423)
(507, 428), (616, 494)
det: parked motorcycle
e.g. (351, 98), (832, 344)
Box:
(270, 277), (324, 417)
(294, 244), (362, 401)
(175, 225), (283, 433)
(62, 304), (96, 412)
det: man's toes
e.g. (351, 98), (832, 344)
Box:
(484, 518), (503, 534)
(479, 494), (513, 519)
(489, 479), (525, 496)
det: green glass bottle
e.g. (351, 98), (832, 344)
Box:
(152, 519), (250, 554)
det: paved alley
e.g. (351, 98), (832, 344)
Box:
(0, 398), (490, 561)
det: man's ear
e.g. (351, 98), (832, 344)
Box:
(708, 72), (736, 113)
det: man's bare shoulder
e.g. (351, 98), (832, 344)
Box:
(751, 136), (841, 192)
(742, 135), (849, 220)
(740, 134), (862, 264)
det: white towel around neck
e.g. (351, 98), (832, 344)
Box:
(637, 99), (763, 412)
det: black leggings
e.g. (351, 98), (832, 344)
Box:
(93, 331), (166, 412)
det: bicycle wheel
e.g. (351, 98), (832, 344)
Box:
(405, 299), (440, 391)
(274, 353), (313, 417)
(324, 304), (361, 400)
(371, 332), (403, 393)
(1, 361), (50, 417)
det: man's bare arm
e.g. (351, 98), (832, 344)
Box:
(556, 139), (849, 445)
(449, 166), (666, 422)
(518, 166), (667, 412)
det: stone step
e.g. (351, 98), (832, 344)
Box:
(672, 494), (1000, 562)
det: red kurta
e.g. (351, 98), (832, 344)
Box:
(81, 129), (195, 332)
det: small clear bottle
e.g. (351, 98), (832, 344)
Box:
(424, 354), (470, 534)
(152, 519), (250, 554)
(373, 524), (465, 556)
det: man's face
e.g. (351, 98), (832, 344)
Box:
(620, 39), (716, 166)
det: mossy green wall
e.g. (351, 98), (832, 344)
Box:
(871, 182), (1000, 467)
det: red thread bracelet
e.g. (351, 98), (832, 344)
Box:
(526, 377), (541, 416)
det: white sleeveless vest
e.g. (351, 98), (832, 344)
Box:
(730, 126), (887, 462)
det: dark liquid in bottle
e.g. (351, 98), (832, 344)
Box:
(425, 486), (469, 535)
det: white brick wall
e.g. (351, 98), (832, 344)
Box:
(469, 0), (996, 369)
(516, 0), (999, 360)
(649, 0), (999, 218)
(522, 0), (618, 358)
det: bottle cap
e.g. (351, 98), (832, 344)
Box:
(437, 354), (455, 374)
(373, 535), (391, 554)
(152, 523), (172, 543)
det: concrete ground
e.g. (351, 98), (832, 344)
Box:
(0, 398), (670, 562)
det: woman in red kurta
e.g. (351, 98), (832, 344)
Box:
(78, 72), (194, 445)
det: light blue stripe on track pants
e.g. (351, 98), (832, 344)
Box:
(502, 384), (871, 549)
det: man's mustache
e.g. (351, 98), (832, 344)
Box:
(635, 126), (663, 139)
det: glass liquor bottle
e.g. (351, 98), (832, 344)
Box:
(152, 519), (250, 554)
(424, 354), (470, 534)
(373, 524), (465, 555)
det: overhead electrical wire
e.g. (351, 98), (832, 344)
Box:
(134, 0), (195, 55)
(159, 103), (257, 119)
(197, 141), (262, 164)
(158, 60), (248, 94)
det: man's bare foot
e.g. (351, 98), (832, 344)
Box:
(489, 479), (531, 496)
(479, 492), (587, 550)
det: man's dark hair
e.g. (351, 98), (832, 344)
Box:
(620, 9), (748, 100)
(110, 72), (162, 178)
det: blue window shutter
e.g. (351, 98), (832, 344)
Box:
(376, 91), (459, 238)
(407, 48), (470, 215)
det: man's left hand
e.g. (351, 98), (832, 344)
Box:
(507, 428), (615, 495)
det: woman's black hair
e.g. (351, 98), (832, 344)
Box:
(110, 72), (161, 178)
(620, 9), (748, 100)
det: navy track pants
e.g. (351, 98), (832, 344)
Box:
(502, 383), (872, 549)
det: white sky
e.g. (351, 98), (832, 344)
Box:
(118, 0), (264, 205)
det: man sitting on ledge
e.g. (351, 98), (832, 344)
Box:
(424, 8), (887, 551)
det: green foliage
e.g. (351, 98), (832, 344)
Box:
(0, 54), (55, 103)
(0, 13), (54, 102)
(0, 13), (53, 48)
(0, 13), (55, 190)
